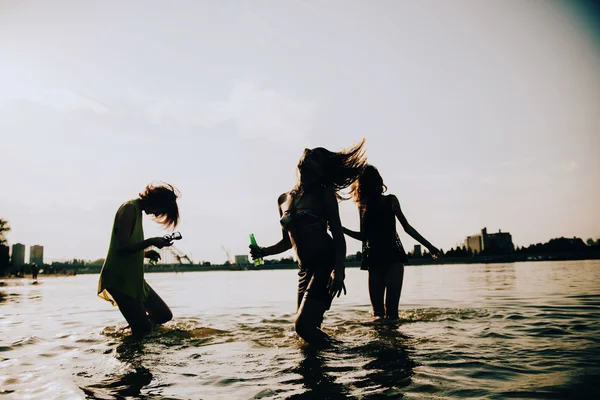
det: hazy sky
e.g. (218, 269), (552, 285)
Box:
(1, 0), (599, 263)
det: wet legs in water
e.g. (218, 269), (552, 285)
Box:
(145, 286), (173, 326)
(368, 263), (404, 320)
(108, 285), (173, 337)
(295, 297), (330, 346)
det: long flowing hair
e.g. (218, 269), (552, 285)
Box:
(350, 164), (387, 211)
(293, 138), (367, 200)
(138, 182), (180, 229)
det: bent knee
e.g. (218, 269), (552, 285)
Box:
(294, 315), (310, 338)
(164, 310), (173, 323)
(154, 309), (173, 325)
(294, 315), (303, 332)
(162, 309), (173, 323)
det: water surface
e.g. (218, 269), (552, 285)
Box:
(1, 261), (599, 399)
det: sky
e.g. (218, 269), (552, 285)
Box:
(1, 0), (599, 264)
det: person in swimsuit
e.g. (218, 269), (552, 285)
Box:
(250, 140), (367, 345)
(98, 182), (180, 337)
(343, 165), (441, 320)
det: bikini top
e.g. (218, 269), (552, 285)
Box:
(280, 208), (327, 231)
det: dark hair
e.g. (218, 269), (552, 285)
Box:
(350, 164), (387, 210)
(293, 138), (367, 200)
(139, 182), (180, 229)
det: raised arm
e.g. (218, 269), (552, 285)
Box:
(390, 195), (441, 257)
(251, 193), (292, 259)
(324, 186), (347, 297)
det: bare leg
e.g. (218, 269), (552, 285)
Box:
(108, 288), (152, 337)
(144, 285), (173, 326)
(384, 263), (404, 320)
(368, 269), (386, 318)
(295, 297), (330, 346)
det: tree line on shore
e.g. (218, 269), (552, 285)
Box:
(433, 236), (600, 258)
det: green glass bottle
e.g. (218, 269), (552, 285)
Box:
(249, 233), (264, 266)
(149, 248), (159, 265)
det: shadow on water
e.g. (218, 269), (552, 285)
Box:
(286, 321), (416, 399)
(286, 346), (352, 400)
(352, 323), (417, 399)
(79, 322), (229, 399)
(81, 339), (154, 399)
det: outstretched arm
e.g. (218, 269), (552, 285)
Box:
(250, 193), (292, 259)
(343, 206), (364, 241)
(390, 195), (441, 257)
(342, 226), (363, 241)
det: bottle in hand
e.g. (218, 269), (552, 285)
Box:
(249, 233), (264, 267)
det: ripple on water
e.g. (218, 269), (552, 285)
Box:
(11, 336), (40, 347)
(3, 264), (600, 399)
(399, 308), (490, 323)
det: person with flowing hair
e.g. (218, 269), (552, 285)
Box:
(250, 140), (367, 345)
(344, 165), (440, 320)
(98, 182), (180, 336)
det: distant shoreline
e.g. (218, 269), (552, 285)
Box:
(5, 251), (595, 277)
(406, 251), (600, 265)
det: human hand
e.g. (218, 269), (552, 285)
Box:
(429, 246), (441, 259)
(248, 245), (266, 260)
(327, 269), (347, 297)
(145, 249), (161, 263)
(249, 245), (265, 260)
(149, 236), (173, 249)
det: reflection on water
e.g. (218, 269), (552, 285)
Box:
(358, 325), (416, 398)
(285, 324), (416, 400)
(468, 263), (517, 292)
(82, 341), (153, 399)
(287, 347), (351, 399)
(1, 261), (599, 399)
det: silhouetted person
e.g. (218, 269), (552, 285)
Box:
(31, 262), (39, 281)
(344, 165), (440, 320)
(98, 183), (180, 337)
(250, 140), (367, 345)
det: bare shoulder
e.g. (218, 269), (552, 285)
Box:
(387, 194), (401, 209)
(277, 192), (289, 206)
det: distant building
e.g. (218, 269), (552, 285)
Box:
(0, 245), (9, 271)
(30, 245), (44, 265)
(464, 227), (514, 255)
(235, 255), (250, 266)
(465, 234), (484, 254)
(413, 244), (422, 257)
(11, 243), (26, 267)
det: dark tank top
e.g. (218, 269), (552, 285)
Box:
(361, 195), (408, 269)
